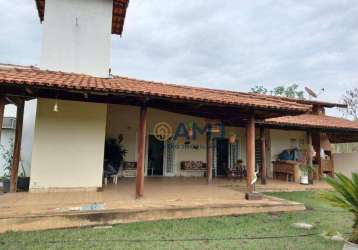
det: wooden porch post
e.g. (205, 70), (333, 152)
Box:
(246, 114), (255, 194)
(206, 132), (212, 184)
(260, 127), (267, 185)
(307, 131), (313, 166)
(0, 96), (5, 142)
(10, 99), (25, 193)
(312, 132), (322, 179)
(136, 106), (147, 199)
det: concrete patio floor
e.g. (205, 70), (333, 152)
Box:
(0, 178), (327, 233)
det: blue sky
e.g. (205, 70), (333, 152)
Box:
(1, 0), (357, 117)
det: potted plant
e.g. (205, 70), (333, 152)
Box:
(299, 165), (309, 185)
(1, 142), (30, 192)
(104, 134), (127, 172)
(2, 177), (10, 193)
(17, 163), (30, 191)
(299, 164), (317, 185)
(322, 173), (358, 249)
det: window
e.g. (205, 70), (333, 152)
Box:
(2, 117), (16, 129)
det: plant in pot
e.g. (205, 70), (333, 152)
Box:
(1, 142), (30, 192)
(299, 164), (317, 185)
(299, 165), (309, 185)
(17, 163), (30, 191)
(104, 134), (127, 175)
(321, 173), (358, 249)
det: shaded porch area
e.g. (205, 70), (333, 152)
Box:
(0, 178), (307, 233)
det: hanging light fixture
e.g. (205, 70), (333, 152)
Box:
(53, 96), (59, 112)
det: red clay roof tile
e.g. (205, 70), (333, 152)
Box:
(266, 114), (358, 131)
(0, 67), (310, 112)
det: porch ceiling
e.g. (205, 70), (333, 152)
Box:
(0, 67), (310, 121)
(327, 133), (358, 144)
(262, 124), (358, 143)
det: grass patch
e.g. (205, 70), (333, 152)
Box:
(0, 191), (353, 250)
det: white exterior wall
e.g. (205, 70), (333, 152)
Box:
(40, 0), (113, 77)
(333, 153), (358, 177)
(30, 99), (107, 190)
(24, 0), (114, 182)
(21, 100), (37, 177)
(106, 104), (246, 177)
(269, 129), (307, 177)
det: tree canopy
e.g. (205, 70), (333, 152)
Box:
(342, 88), (358, 120)
(251, 84), (305, 99)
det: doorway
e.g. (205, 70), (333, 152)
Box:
(147, 135), (164, 176)
(216, 138), (229, 176)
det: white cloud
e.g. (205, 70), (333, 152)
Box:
(0, 0), (357, 110)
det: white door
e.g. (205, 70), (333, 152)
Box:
(228, 140), (240, 169)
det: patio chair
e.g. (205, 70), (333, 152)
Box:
(103, 162), (122, 185)
(226, 160), (246, 180)
(238, 163), (247, 180)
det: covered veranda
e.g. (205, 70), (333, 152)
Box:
(0, 66), (311, 199)
(265, 112), (358, 179)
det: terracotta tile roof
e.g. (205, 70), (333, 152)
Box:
(265, 114), (358, 131)
(35, 0), (130, 35)
(0, 67), (310, 112)
(273, 97), (346, 108)
(269, 96), (346, 108)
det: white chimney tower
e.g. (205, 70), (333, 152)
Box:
(40, 0), (114, 77)
(20, 0), (128, 178)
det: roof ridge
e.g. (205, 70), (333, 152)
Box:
(0, 67), (311, 107)
(261, 93), (346, 108)
(114, 76), (311, 107)
(0, 66), (310, 112)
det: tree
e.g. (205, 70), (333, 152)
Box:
(342, 88), (358, 120)
(251, 85), (268, 95)
(251, 84), (305, 99)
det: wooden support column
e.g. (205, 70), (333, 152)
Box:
(10, 99), (25, 193)
(0, 96), (5, 142)
(246, 114), (255, 194)
(260, 127), (267, 185)
(206, 132), (213, 184)
(136, 106), (147, 199)
(307, 131), (313, 166)
(312, 132), (322, 179)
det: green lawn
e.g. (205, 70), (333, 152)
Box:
(0, 191), (353, 250)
